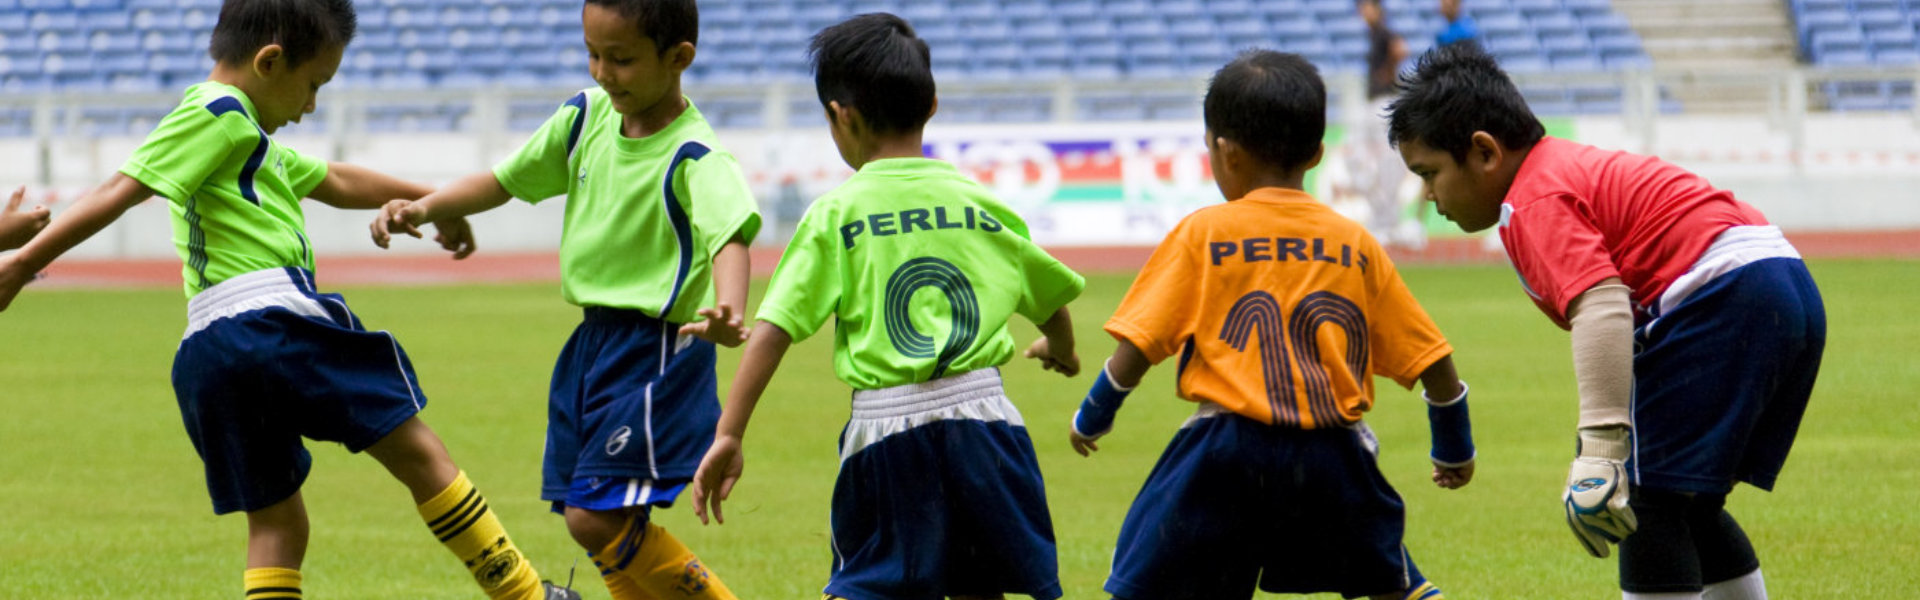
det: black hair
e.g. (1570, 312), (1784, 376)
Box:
(810, 13), (935, 134)
(1203, 50), (1325, 171)
(208, 0), (356, 68)
(585, 0), (698, 52)
(1387, 42), (1545, 162)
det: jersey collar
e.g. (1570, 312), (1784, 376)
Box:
(1237, 187), (1318, 204)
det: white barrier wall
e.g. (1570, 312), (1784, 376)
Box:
(5, 112), (1917, 261)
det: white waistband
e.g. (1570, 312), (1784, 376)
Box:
(184, 268), (331, 340)
(1656, 225), (1800, 318)
(850, 368), (1004, 419)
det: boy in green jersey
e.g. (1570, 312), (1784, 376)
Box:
(372, 2), (758, 599)
(0, 2), (576, 599)
(689, 13), (1085, 600)
(0, 186), (50, 251)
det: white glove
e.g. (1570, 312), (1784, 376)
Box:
(1564, 426), (1636, 558)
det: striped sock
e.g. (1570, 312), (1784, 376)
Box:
(590, 540), (657, 600)
(596, 516), (735, 599)
(243, 567), (301, 600)
(417, 471), (543, 600)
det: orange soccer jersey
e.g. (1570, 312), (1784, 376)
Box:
(1106, 188), (1452, 429)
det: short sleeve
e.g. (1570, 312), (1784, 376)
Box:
(1500, 194), (1620, 327)
(1014, 243), (1084, 324)
(1103, 223), (1203, 364)
(684, 151), (764, 255)
(1364, 247), (1453, 388)
(755, 200), (842, 342)
(119, 104), (240, 201)
(280, 143), (329, 198)
(493, 91), (587, 204)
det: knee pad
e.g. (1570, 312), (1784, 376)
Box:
(1619, 489), (1704, 594)
(1687, 494), (1760, 584)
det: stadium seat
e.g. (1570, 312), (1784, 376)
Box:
(0, 0), (1662, 131)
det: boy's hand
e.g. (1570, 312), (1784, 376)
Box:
(0, 186), (51, 250)
(691, 435), (745, 525)
(370, 199), (428, 249)
(679, 304), (748, 347)
(0, 254), (32, 312)
(1432, 460), (1474, 489)
(431, 217), (477, 259)
(1024, 336), (1080, 377)
(1069, 428), (1102, 457)
(1565, 426), (1635, 558)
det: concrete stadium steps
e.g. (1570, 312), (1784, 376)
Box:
(1612, 0), (1800, 112)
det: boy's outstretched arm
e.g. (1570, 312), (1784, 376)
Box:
(691, 322), (792, 526)
(0, 174), (152, 312)
(1068, 339), (1151, 457)
(1417, 355), (1474, 489)
(679, 237), (750, 347)
(0, 186), (52, 251)
(316, 162), (480, 258)
(1024, 306), (1080, 376)
(369, 171), (514, 258)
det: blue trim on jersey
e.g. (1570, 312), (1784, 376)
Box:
(563, 92), (588, 158)
(184, 194), (209, 289)
(657, 141), (710, 319)
(203, 96), (268, 205)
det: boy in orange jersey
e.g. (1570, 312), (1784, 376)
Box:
(1068, 50), (1473, 600)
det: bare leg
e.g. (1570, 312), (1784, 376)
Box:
(564, 505), (636, 553)
(363, 416), (461, 503)
(245, 491), (309, 570)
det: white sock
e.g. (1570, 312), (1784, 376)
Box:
(1623, 592), (1701, 600)
(1702, 568), (1767, 600)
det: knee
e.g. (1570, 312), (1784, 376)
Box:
(564, 507), (637, 552)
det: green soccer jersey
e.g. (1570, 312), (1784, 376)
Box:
(759, 158), (1086, 390)
(494, 90), (762, 322)
(119, 82), (329, 298)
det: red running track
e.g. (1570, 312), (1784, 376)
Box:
(21, 229), (1919, 289)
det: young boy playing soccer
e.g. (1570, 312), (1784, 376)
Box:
(0, 186), (50, 251)
(372, 1), (758, 598)
(687, 13), (1085, 600)
(1066, 50), (1474, 600)
(1388, 43), (1825, 599)
(0, 2), (577, 599)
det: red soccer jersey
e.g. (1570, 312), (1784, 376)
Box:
(1498, 137), (1769, 328)
(1105, 188), (1453, 429)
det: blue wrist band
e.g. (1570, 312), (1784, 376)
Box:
(1425, 382), (1475, 466)
(1073, 364), (1133, 438)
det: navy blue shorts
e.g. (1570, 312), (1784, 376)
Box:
(1107, 409), (1411, 600)
(1631, 257), (1825, 494)
(826, 369), (1061, 600)
(543, 308), (719, 511)
(172, 268), (426, 515)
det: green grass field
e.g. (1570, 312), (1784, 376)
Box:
(1, 259), (1915, 598)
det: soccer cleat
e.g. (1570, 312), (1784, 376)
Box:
(541, 581), (582, 600)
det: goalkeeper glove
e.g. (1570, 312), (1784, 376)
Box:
(1072, 361), (1134, 442)
(1564, 426), (1636, 558)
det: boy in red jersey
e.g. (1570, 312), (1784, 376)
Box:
(1069, 50), (1473, 600)
(1389, 43), (1825, 599)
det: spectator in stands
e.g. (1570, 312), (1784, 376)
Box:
(1353, 0), (1424, 249)
(1437, 0), (1483, 48)
(0, 186), (50, 251)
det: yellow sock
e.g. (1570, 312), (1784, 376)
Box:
(243, 567), (302, 600)
(591, 533), (656, 600)
(418, 471), (543, 600)
(596, 517), (735, 600)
